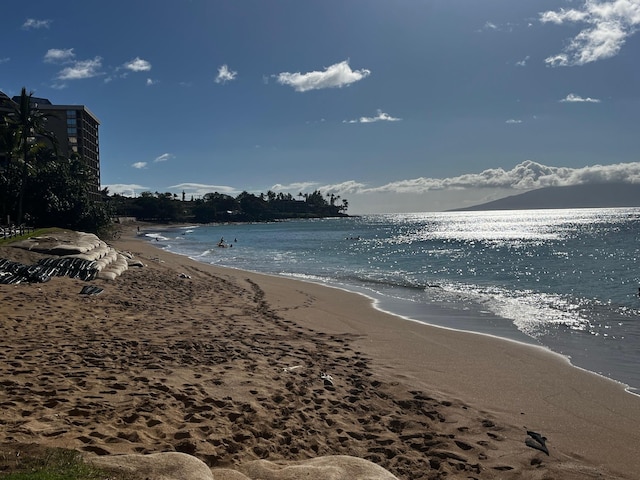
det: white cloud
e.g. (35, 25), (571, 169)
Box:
(540, 9), (590, 25)
(515, 55), (530, 67)
(477, 20), (519, 33)
(544, 53), (570, 66)
(271, 182), (320, 193)
(169, 183), (239, 197)
(317, 180), (368, 195)
(319, 161), (640, 197)
(146, 78), (158, 86)
(119, 161), (640, 213)
(124, 57), (152, 72)
(276, 60), (371, 92)
(57, 57), (102, 80)
(169, 161), (640, 212)
(506, 119), (523, 124)
(102, 184), (148, 197)
(541, 0), (640, 66)
(345, 109), (402, 124)
(215, 65), (237, 84)
(128, 154), (172, 170)
(44, 48), (75, 64)
(154, 153), (174, 163)
(560, 93), (602, 103)
(23, 18), (51, 29)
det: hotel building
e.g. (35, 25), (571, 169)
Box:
(0, 91), (101, 201)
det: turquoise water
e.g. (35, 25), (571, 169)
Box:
(145, 208), (640, 394)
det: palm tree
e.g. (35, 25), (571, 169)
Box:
(326, 192), (340, 206)
(10, 87), (58, 225)
(0, 111), (18, 168)
(0, 115), (19, 221)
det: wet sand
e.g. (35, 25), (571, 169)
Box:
(0, 228), (639, 479)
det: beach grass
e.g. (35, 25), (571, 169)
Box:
(0, 446), (137, 480)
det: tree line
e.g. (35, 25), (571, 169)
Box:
(0, 87), (349, 233)
(109, 189), (349, 223)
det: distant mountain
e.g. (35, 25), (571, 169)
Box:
(452, 183), (640, 211)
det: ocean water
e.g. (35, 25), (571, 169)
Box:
(144, 208), (640, 394)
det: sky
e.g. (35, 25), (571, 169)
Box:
(1, 0), (640, 214)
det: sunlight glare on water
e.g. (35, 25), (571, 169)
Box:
(153, 208), (640, 391)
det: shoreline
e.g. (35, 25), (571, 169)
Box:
(1, 227), (639, 478)
(366, 291), (640, 398)
(122, 228), (640, 477)
(146, 225), (639, 397)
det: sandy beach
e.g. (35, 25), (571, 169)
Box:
(1, 227), (639, 479)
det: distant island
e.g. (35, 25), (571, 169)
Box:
(451, 183), (640, 211)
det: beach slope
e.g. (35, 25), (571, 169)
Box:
(0, 231), (638, 479)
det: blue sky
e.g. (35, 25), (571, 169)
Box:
(1, 0), (639, 213)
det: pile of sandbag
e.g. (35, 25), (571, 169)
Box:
(10, 231), (137, 281)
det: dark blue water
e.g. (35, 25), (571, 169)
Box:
(145, 208), (640, 394)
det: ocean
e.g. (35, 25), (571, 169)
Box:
(143, 208), (640, 395)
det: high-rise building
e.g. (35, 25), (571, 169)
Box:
(0, 91), (17, 170)
(20, 96), (101, 201)
(1, 91), (101, 201)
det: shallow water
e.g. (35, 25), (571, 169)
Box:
(147, 208), (640, 393)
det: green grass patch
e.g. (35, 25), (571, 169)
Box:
(1, 447), (129, 480)
(0, 228), (59, 246)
